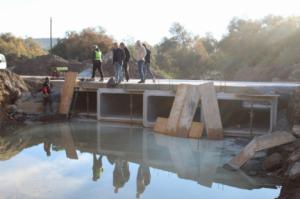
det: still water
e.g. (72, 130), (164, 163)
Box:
(0, 122), (280, 199)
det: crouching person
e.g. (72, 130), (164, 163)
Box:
(40, 77), (53, 113)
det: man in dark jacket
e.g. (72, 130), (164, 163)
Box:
(91, 45), (104, 81)
(142, 43), (155, 83)
(112, 43), (125, 84)
(120, 42), (131, 82)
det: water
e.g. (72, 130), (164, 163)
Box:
(0, 122), (280, 199)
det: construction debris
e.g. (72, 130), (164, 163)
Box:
(227, 131), (296, 170)
(166, 84), (201, 137)
(154, 82), (223, 140)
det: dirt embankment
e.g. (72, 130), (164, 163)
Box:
(12, 54), (164, 79)
(0, 70), (28, 132)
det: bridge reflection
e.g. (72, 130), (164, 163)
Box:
(1, 122), (280, 197)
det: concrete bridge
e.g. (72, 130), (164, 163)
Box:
(21, 76), (300, 137)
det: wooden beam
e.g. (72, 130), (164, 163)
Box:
(188, 122), (204, 139)
(154, 117), (204, 139)
(227, 131), (296, 170)
(59, 72), (78, 115)
(177, 85), (201, 137)
(166, 84), (190, 135)
(200, 82), (223, 140)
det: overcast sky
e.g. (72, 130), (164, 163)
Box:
(1, 0), (300, 44)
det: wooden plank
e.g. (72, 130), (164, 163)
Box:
(177, 85), (201, 137)
(154, 117), (168, 134)
(200, 82), (223, 140)
(59, 72), (78, 115)
(227, 131), (296, 170)
(166, 84), (190, 135)
(155, 117), (204, 140)
(254, 131), (296, 152)
(188, 122), (204, 139)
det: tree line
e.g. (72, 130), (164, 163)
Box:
(2, 15), (300, 81)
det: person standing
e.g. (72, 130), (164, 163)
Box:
(112, 43), (125, 84)
(142, 43), (155, 83)
(134, 40), (147, 83)
(91, 45), (104, 81)
(120, 42), (131, 82)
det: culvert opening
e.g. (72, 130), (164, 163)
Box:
(73, 91), (97, 114)
(100, 93), (143, 120)
(219, 100), (270, 132)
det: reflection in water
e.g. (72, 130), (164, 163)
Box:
(43, 141), (51, 157)
(92, 154), (103, 181)
(136, 165), (151, 198)
(113, 159), (130, 193)
(0, 122), (281, 199)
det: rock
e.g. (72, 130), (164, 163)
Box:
(5, 105), (18, 114)
(287, 162), (300, 180)
(288, 149), (300, 163)
(292, 125), (300, 138)
(263, 152), (283, 171)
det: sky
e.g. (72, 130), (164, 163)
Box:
(1, 0), (300, 44)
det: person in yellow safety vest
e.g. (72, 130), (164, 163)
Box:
(91, 45), (104, 81)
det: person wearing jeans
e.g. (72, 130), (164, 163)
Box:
(134, 40), (147, 83)
(112, 42), (125, 84)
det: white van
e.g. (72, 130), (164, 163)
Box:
(0, 54), (7, 69)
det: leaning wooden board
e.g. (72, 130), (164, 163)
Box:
(176, 85), (201, 137)
(59, 72), (78, 115)
(166, 84), (190, 135)
(200, 82), (223, 140)
(227, 131), (296, 170)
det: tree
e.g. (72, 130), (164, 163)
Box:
(51, 27), (114, 61)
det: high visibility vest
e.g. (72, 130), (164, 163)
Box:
(94, 50), (102, 61)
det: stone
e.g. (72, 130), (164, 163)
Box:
(292, 125), (300, 138)
(288, 149), (300, 163)
(287, 162), (300, 180)
(263, 152), (283, 171)
(5, 105), (18, 114)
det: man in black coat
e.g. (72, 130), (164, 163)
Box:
(112, 43), (126, 84)
(143, 43), (155, 83)
(120, 42), (131, 82)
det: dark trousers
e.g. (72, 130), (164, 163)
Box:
(145, 62), (154, 79)
(123, 61), (130, 81)
(43, 95), (53, 113)
(92, 60), (103, 79)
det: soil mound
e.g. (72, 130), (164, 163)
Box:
(12, 54), (87, 76)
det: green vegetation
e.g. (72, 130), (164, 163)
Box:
(154, 16), (300, 80)
(0, 33), (46, 65)
(51, 27), (114, 61)
(2, 15), (300, 81)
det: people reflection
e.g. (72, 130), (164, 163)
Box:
(92, 153), (104, 181)
(43, 141), (51, 157)
(136, 165), (151, 198)
(113, 159), (130, 193)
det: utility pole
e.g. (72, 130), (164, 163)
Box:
(50, 17), (53, 52)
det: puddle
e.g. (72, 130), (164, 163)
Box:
(0, 122), (280, 199)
